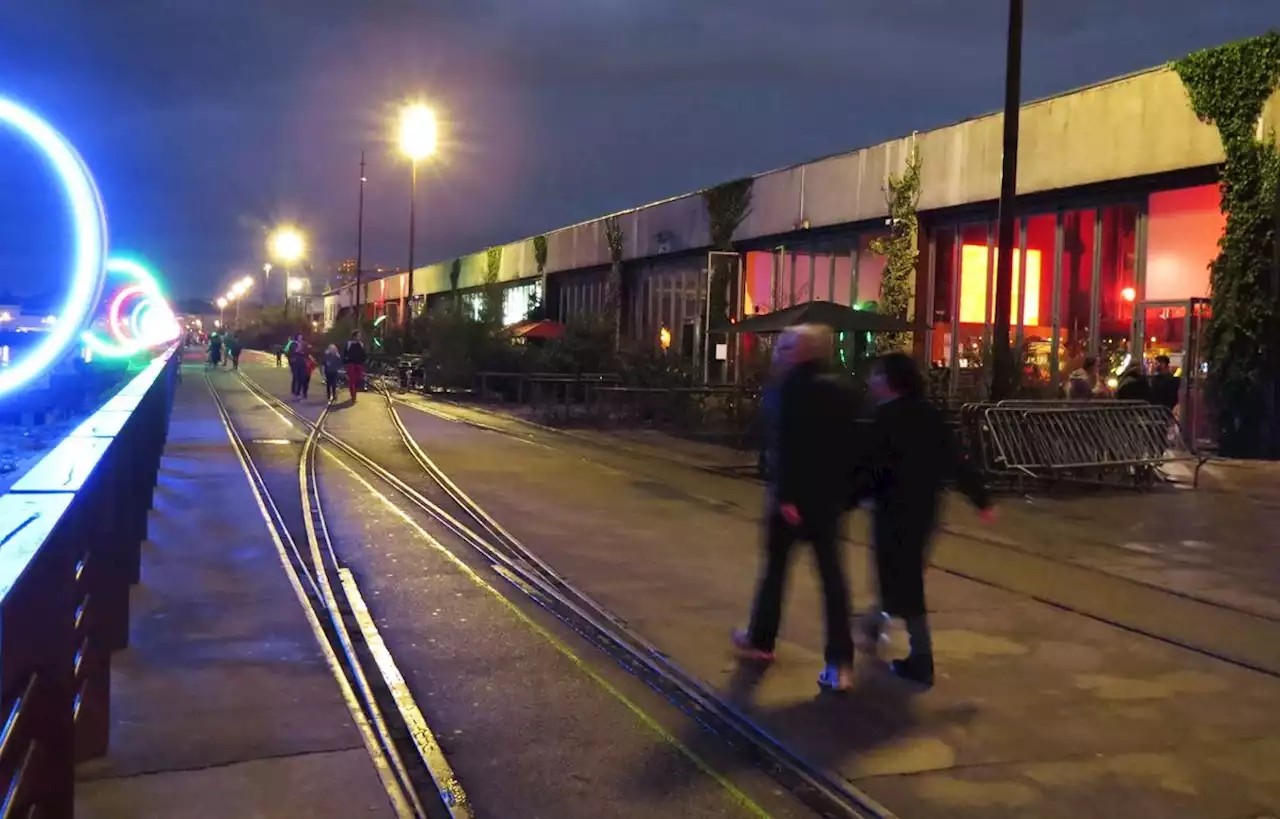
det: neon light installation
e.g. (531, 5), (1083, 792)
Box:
(0, 96), (108, 396)
(81, 258), (180, 358)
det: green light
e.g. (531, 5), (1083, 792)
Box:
(373, 314), (387, 328)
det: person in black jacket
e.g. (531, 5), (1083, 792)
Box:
(1149, 355), (1180, 411)
(853, 352), (993, 687)
(733, 324), (861, 692)
(344, 330), (368, 403)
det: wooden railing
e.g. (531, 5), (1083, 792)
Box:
(0, 346), (179, 817)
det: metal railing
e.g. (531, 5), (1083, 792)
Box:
(960, 399), (1210, 488)
(0, 346), (179, 816)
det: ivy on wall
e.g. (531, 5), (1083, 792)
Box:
(482, 247), (503, 323)
(702, 178), (754, 331)
(603, 216), (624, 344)
(533, 234), (548, 274)
(869, 144), (921, 354)
(448, 258), (462, 311)
(1174, 31), (1280, 456)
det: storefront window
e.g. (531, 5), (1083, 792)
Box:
(1020, 214), (1056, 383)
(1146, 184), (1220, 302)
(855, 233), (886, 306)
(954, 224), (988, 369)
(1058, 209), (1096, 372)
(929, 228), (956, 366)
(831, 253), (853, 306)
(1099, 203), (1138, 376)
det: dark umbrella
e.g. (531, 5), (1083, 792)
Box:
(719, 300), (924, 335)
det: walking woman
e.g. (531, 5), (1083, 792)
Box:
(344, 330), (368, 403)
(853, 352), (993, 687)
(323, 344), (343, 402)
(286, 333), (308, 398)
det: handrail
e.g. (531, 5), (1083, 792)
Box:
(0, 345), (180, 816)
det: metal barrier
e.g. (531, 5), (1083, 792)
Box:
(962, 399), (1209, 488)
(0, 346), (179, 816)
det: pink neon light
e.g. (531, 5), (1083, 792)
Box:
(109, 285), (146, 341)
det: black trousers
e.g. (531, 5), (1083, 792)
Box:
(748, 509), (854, 665)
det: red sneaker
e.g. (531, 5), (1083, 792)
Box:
(731, 629), (776, 663)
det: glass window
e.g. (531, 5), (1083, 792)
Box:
(1058, 209), (1096, 371)
(954, 224), (988, 369)
(1099, 203), (1138, 376)
(1021, 214), (1056, 384)
(1146, 184), (1220, 301)
(929, 228), (956, 367)
(856, 234), (886, 306)
(831, 253), (853, 306)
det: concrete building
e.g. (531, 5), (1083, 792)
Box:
(395, 63), (1278, 403)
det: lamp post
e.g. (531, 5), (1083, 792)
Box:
(268, 227), (306, 317)
(990, 0), (1024, 400)
(216, 296), (228, 327)
(356, 151), (366, 326)
(397, 103), (438, 324)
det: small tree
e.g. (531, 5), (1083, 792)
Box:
(703, 178), (754, 327)
(870, 143), (921, 354)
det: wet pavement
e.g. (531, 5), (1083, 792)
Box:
(75, 360), (396, 819)
(227, 358), (1280, 818)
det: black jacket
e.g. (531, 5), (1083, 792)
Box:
(1115, 371), (1150, 402)
(1150, 372), (1179, 410)
(853, 395), (990, 523)
(771, 359), (860, 518)
(344, 340), (368, 365)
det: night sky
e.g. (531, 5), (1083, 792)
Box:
(0, 2), (1275, 301)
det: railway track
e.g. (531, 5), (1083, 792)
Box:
(203, 368), (470, 819)
(233, 367), (893, 819)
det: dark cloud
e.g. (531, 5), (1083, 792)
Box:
(0, 1), (1275, 298)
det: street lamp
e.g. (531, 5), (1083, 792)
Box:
(268, 227), (306, 315)
(216, 296), (228, 326)
(397, 103), (439, 323)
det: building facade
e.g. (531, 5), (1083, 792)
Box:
(400, 64), (1276, 401)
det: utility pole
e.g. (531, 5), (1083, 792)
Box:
(991, 0), (1024, 400)
(407, 160), (417, 325)
(355, 150), (366, 328)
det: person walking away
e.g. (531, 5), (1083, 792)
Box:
(853, 352), (993, 687)
(228, 334), (243, 370)
(1149, 355), (1180, 412)
(733, 324), (861, 692)
(286, 334), (307, 398)
(301, 351), (315, 399)
(274, 342), (284, 368)
(1114, 359), (1149, 402)
(344, 330), (368, 403)
(1066, 356), (1097, 400)
(755, 334), (796, 479)
(323, 344), (343, 402)
(207, 334), (222, 369)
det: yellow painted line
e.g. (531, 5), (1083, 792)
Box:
(318, 444), (773, 819)
(203, 375), (415, 819)
(339, 568), (474, 819)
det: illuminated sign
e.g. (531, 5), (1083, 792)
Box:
(0, 96), (108, 395)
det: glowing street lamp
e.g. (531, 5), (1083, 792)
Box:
(216, 296), (228, 325)
(397, 102), (439, 322)
(268, 227), (306, 315)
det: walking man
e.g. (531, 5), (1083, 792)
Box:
(853, 352), (993, 687)
(733, 324), (861, 692)
(344, 329), (368, 403)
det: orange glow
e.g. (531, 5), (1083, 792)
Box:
(658, 327), (672, 350)
(1121, 286), (1136, 302)
(959, 245), (1041, 326)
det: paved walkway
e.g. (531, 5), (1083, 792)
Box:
(74, 356), (396, 819)
(372, 390), (1280, 819)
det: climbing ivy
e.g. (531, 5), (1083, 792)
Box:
(482, 247), (503, 324)
(533, 234), (548, 274)
(1173, 32), (1280, 456)
(870, 144), (921, 354)
(603, 216), (624, 344)
(703, 178), (754, 332)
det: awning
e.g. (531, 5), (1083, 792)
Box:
(505, 319), (565, 340)
(719, 300), (923, 335)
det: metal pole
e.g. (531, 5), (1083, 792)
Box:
(991, 0), (1023, 400)
(283, 266), (289, 317)
(407, 160), (417, 325)
(356, 150), (365, 327)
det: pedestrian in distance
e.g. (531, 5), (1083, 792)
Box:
(228, 334), (243, 370)
(207, 334), (222, 369)
(274, 343), (284, 368)
(733, 324), (862, 693)
(323, 344), (343, 402)
(344, 329), (368, 403)
(302, 352), (315, 399)
(852, 352), (994, 688)
(285, 333), (308, 399)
